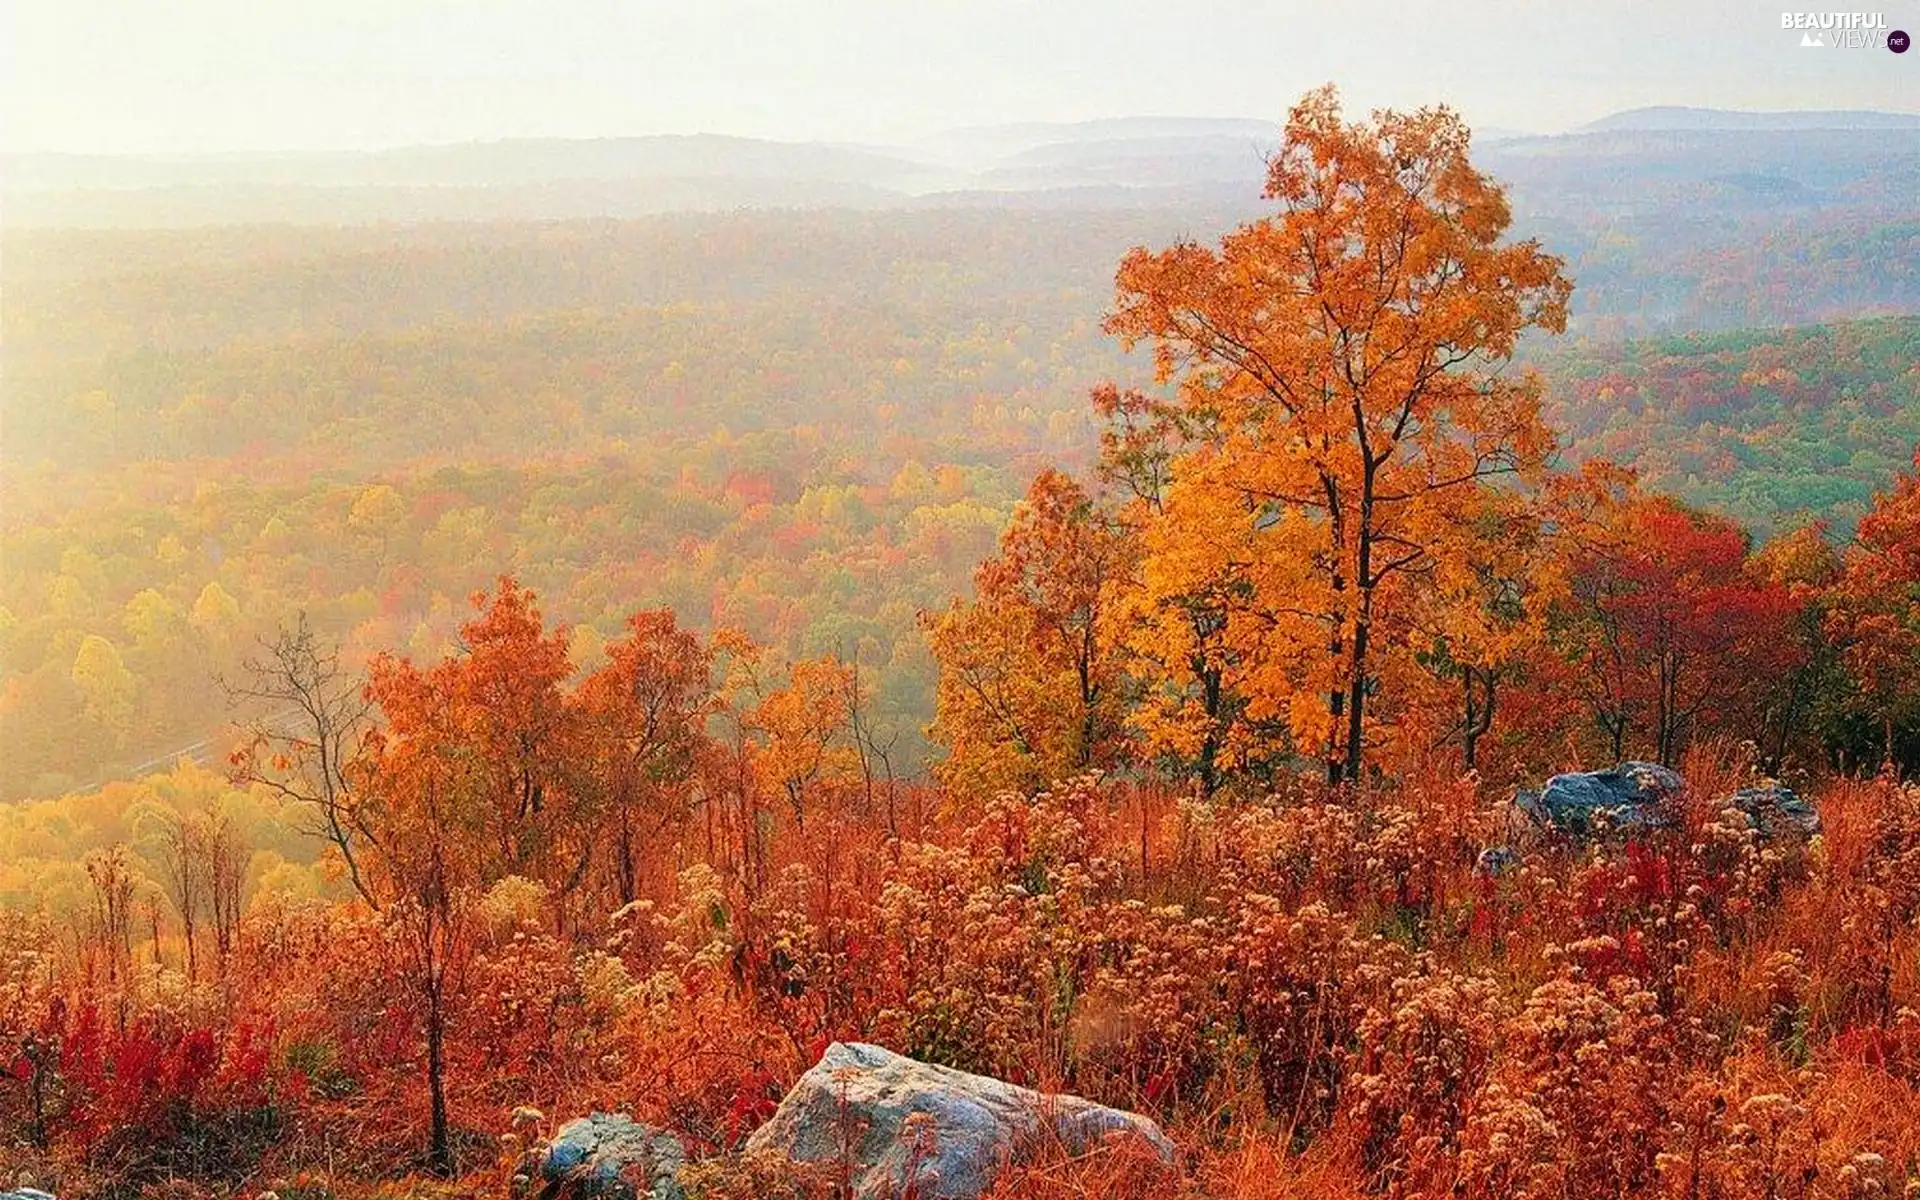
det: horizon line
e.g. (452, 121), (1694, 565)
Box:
(11, 102), (1920, 161)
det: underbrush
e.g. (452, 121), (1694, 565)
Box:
(6, 750), (1920, 1198)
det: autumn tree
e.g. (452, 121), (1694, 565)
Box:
(1559, 497), (1799, 765)
(419, 577), (584, 882)
(229, 612), (457, 1172)
(353, 676), (476, 1176)
(751, 655), (859, 828)
(1092, 384), (1282, 797)
(1828, 448), (1920, 768)
(240, 580), (590, 1173)
(837, 645), (904, 834)
(352, 578), (593, 1172)
(155, 814), (205, 982)
(84, 845), (138, 992)
(923, 468), (1134, 796)
(1404, 489), (1547, 772)
(200, 812), (247, 971)
(1101, 86), (1571, 783)
(1401, 462), (1630, 773)
(703, 629), (776, 891)
(71, 635), (137, 748)
(573, 609), (719, 905)
(154, 809), (249, 980)
(1749, 521), (1846, 774)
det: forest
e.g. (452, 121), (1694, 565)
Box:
(5, 209), (1919, 801)
(4, 88), (1920, 1200)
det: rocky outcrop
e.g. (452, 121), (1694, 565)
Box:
(1511, 764), (1823, 847)
(1516, 761), (1684, 837)
(1726, 782), (1822, 840)
(2, 1190), (57, 1200)
(533, 1113), (686, 1200)
(745, 1041), (1174, 1199)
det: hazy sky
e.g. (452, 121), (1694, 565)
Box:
(5, 0), (1917, 154)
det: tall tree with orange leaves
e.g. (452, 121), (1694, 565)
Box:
(1102, 86), (1571, 783)
(1748, 521), (1845, 774)
(751, 655), (860, 829)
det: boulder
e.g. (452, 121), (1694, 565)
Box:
(1474, 845), (1519, 877)
(1516, 761), (1684, 837)
(2, 1190), (57, 1200)
(534, 1113), (686, 1200)
(746, 1041), (1174, 1200)
(1726, 782), (1822, 840)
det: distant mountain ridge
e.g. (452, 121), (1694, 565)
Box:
(5, 106), (1920, 228)
(1580, 106), (1920, 133)
(3, 134), (937, 192)
(913, 117), (1282, 165)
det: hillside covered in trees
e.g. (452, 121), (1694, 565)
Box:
(4, 207), (1918, 799)
(4, 89), (1920, 1200)
(1539, 317), (1920, 533)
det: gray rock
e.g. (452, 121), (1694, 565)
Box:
(1516, 761), (1684, 837)
(3, 1190), (57, 1200)
(536, 1113), (686, 1200)
(1727, 782), (1822, 840)
(745, 1041), (1175, 1200)
(1475, 845), (1519, 877)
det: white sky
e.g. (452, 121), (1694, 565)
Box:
(5, 0), (1917, 154)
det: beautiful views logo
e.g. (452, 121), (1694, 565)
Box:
(1780, 11), (1903, 47)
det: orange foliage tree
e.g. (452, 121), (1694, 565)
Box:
(342, 579), (598, 1172)
(1748, 520), (1846, 773)
(1100, 85), (1571, 784)
(573, 608), (721, 905)
(1829, 448), (1920, 765)
(923, 468), (1134, 797)
(1399, 472), (1608, 774)
(749, 655), (859, 829)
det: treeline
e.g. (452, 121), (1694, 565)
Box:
(932, 456), (1920, 798)
(7, 211), (1920, 475)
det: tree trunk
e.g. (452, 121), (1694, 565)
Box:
(426, 978), (453, 1176)
(1077, 654), (1096, 770)
(1656, 652), (1682, 767)
(1343, 476), (1378, 784)
(1462, 669), (1495, 771)
(1766, 672), (1804, 776)
(616, 808), (637, 906)
(1344, 616), (1370, 782)
(1326, 555), (1347, 786)
(1605, 714), (1627, 762)
(1325, 661), (1346, 785)
(1195, 650), (1224, 800)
